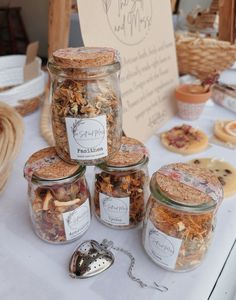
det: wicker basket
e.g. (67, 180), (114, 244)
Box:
(176, 33), (236, 80)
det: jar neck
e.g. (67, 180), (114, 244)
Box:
(47, 59), (121, 80)
(150, 174), (216, 213)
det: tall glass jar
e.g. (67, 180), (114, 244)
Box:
(92, 137), (149, 229)
(143, 163), (223, 272)
(48, 47), (122, 165)
(24, 147), (91, 244)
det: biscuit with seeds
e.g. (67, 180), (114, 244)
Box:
(189, 158), (236, 198)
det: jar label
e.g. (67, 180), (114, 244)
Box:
(144, 220), (182, 269)
(65, 115), (108, 160)
(213, 89), (236, 113)
(63, 199), (90, 240)
(222, 95), (236, 112)
(99, 192), (130, 226)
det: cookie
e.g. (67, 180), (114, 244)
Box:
(160, 124), (208, 155)
(214, 120), (236, 145)
(189, 158), (236, 198)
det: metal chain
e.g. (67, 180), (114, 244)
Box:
(111, 245), (168, 292)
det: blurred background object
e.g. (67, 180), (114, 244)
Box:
(0, 5), (28, 55)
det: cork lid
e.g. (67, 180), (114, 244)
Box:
(106, 137), (148, 168)
(24, 147), (81, 181)
(155, 163), (223, 206)
(52, 47), (117, 68)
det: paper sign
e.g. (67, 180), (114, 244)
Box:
(24, 41), (40, 81)
(77, 0), (179, 141)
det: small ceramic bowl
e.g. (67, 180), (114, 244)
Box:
(175, 84), (211, 120)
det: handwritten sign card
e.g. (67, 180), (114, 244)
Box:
(77, 0), (179, 141)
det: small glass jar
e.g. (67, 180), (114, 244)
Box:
(212, 83), (236, 113)
(143, 163), (223, 272)
(24, 147), (91, 244)
(48, 47), (122, 165)
(92, 137), (149, 229)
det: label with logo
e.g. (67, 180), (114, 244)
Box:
(62, 199), (90, 240)
(144, 220), (182, 269)
(104, 0), (152, 46)
(65, 115), (108, 160)
(99, 193), (130, 226)
(223, 96), (236, 113)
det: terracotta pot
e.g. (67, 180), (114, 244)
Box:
(175, 84), (211, 120)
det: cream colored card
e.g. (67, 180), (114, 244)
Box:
(77, 0), (179, 142)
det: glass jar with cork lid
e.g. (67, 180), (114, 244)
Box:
(142, 163), (223, 272)
(24, 147), (91, 244)
(92, 136), (149, 229)
(48, 47), (122, 165)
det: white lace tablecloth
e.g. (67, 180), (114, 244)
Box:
(0, 95), (236, 300)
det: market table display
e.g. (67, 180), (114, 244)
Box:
(1, 95), (236, 300)
(1, 0), (236, 298)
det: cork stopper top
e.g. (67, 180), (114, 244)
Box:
(24, 147), (81, 180)
(155, 163), (223, 206)
(52, 47), (117, 68)
(106, 137), (148, 167)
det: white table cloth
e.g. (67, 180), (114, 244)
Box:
(0, 97), (236, 300)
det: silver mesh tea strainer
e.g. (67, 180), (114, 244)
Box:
(69, 239), (168, 292)
(69, 239), (114, 278)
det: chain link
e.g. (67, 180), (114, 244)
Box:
(111, 245), (168, 292)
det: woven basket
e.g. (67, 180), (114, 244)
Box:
(15, 95), (43, 116)
(176, 33), (236, 80)
(0, 55), (46, 116)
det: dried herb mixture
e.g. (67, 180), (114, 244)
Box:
(147, 196), (214, 271)
(94, 170), (147, 227)
(31, 177), (90, 243)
